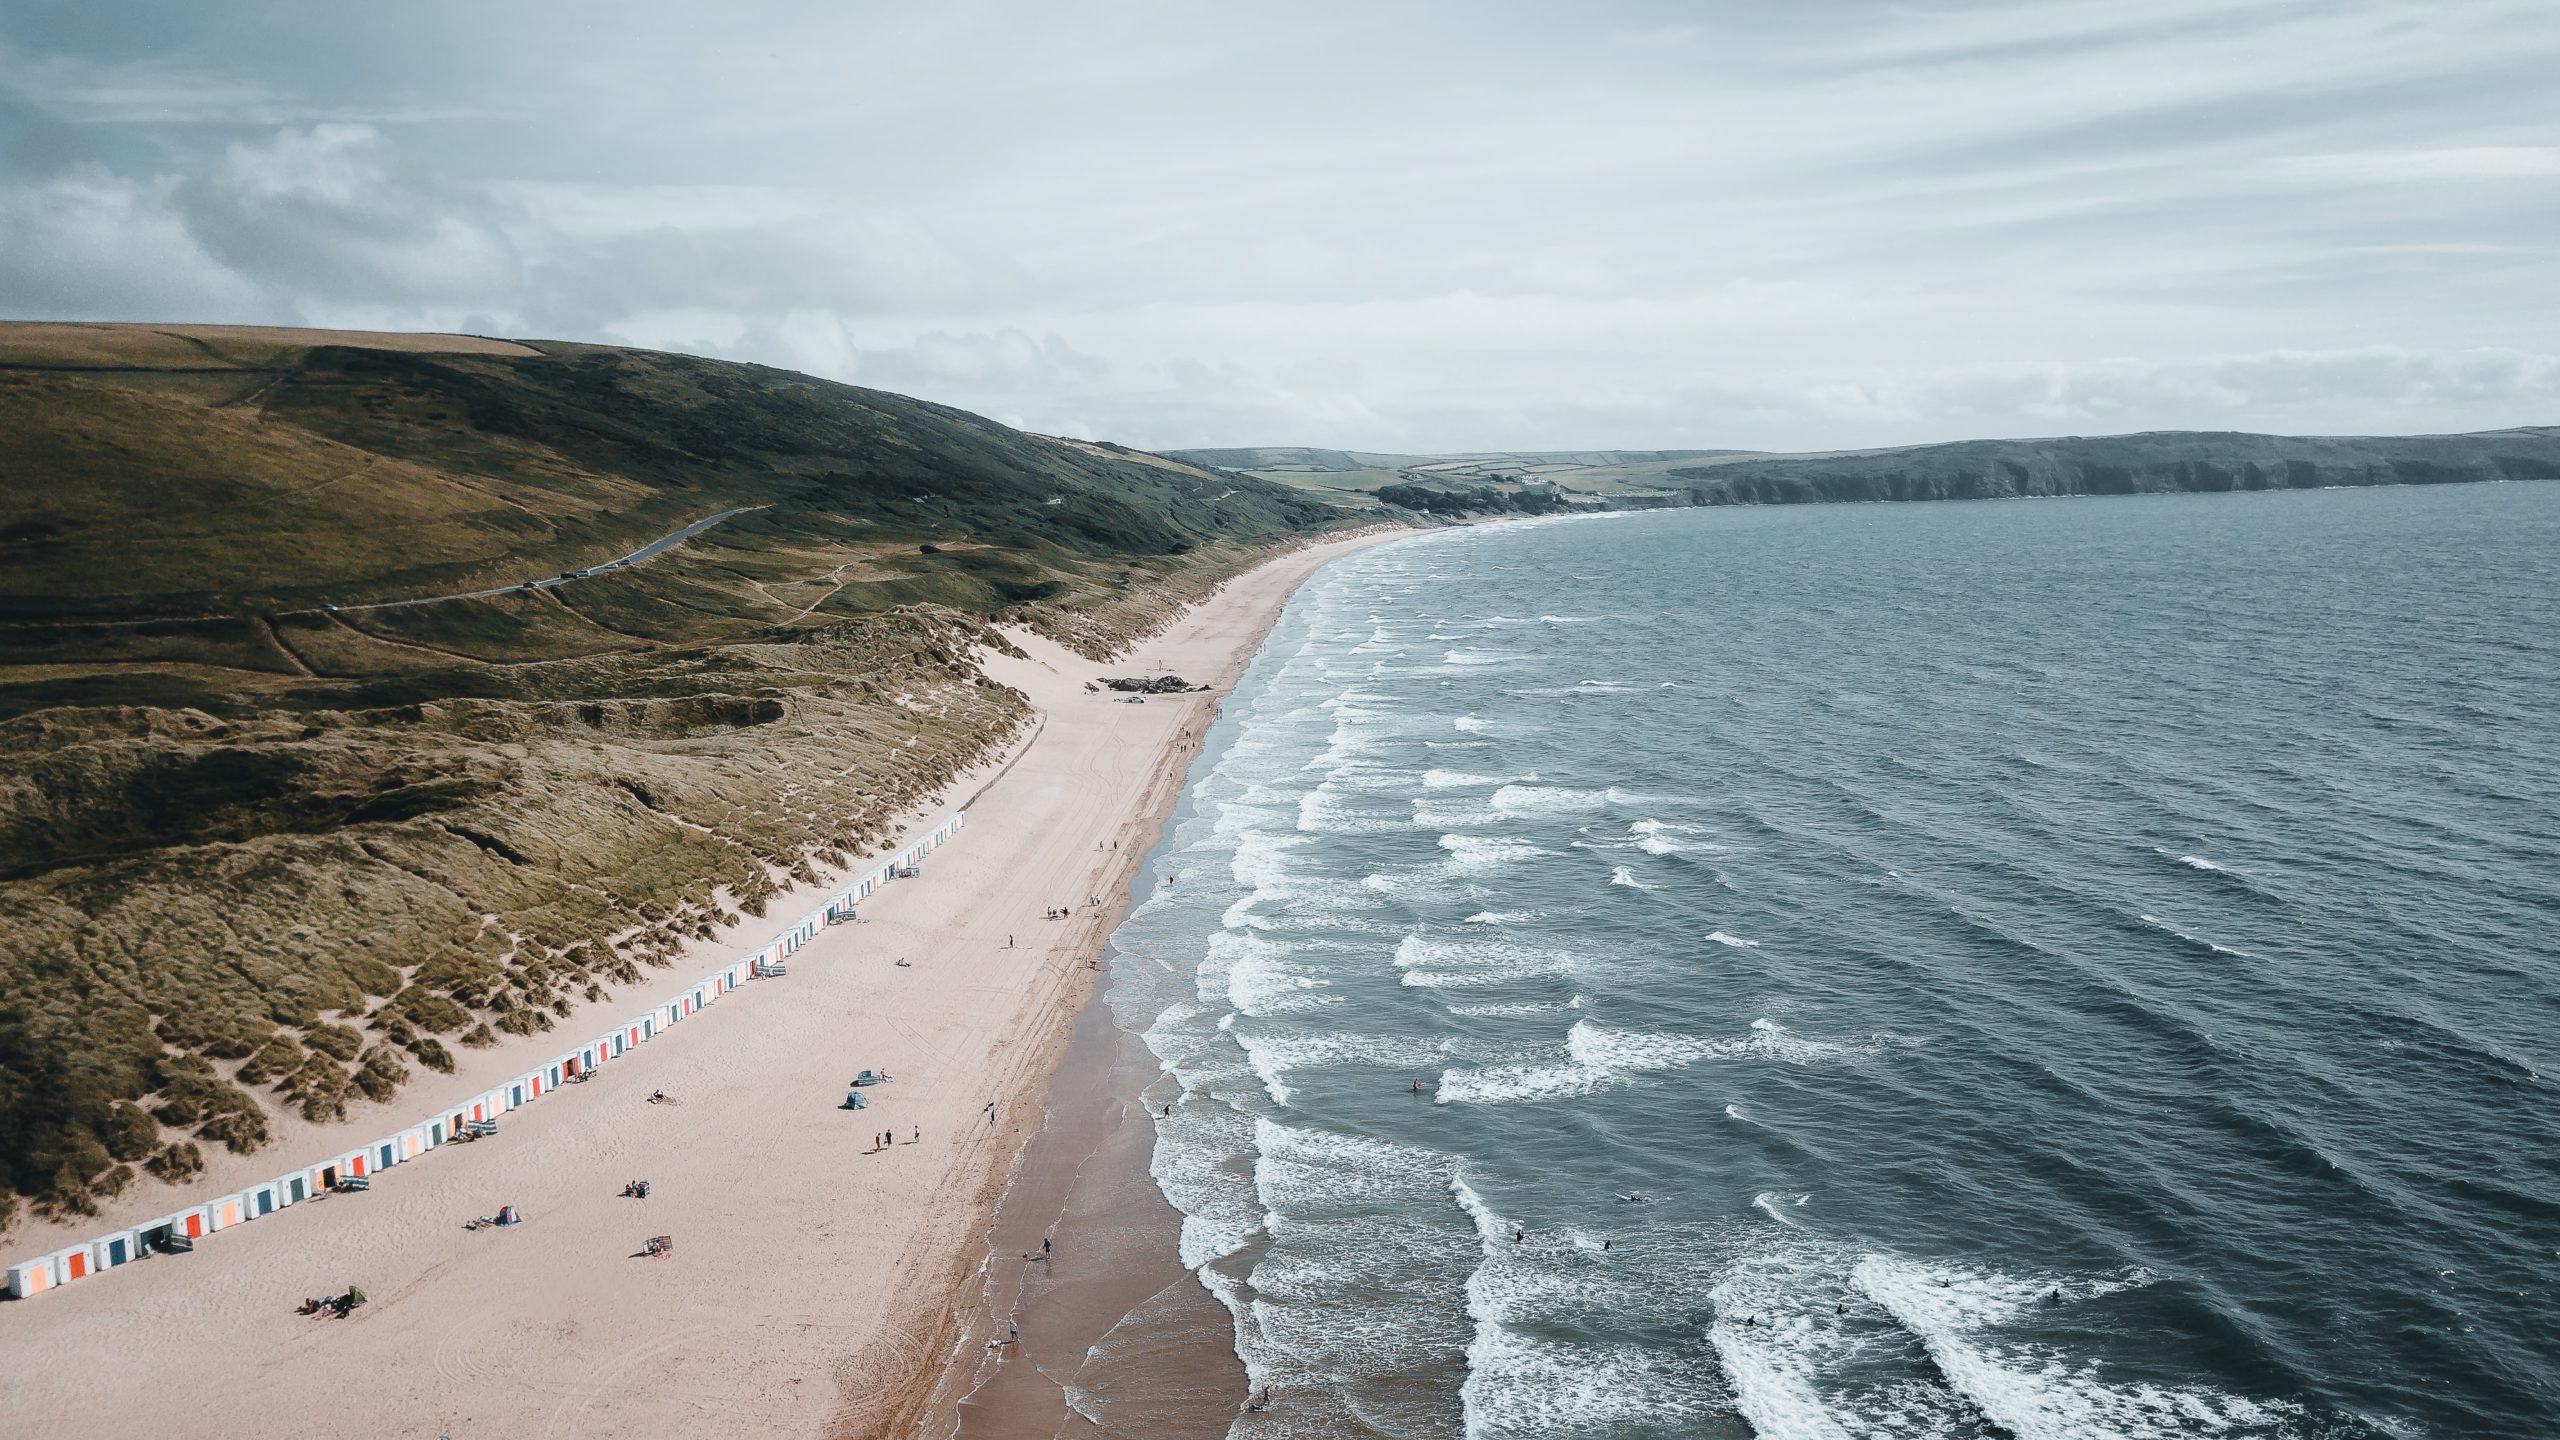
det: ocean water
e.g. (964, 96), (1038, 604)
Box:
(1100, 485), (2560, 1440)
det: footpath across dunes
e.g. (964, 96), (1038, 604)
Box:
(0, 528), (1403, 1438)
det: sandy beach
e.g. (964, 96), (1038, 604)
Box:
(0, 527), (1406, 1440)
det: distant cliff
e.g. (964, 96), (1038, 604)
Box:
(1670, 428), (2560, 506)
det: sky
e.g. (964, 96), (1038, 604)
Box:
(2, 1), (2556, 452)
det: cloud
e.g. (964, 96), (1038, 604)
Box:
(0, 5), (2553, 450)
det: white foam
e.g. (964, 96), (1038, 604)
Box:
(1568, 1017), (1922, 1071)
(1438, 833), (1549, 873)
(1235, 1025), (1448, 1106)
(1491, 783), (1608, 816)
(1255, 1117), (1451, 1212)
(1212, 930), (1330, 1016)
(1424, 768), (1511, 788)
(1854, 1255), (2301, 1440)
(1707, 930), (1761, 949)
(1454, 714), (1493, 733)
(2139, 914), (2260, 959)
(1443, 648), (1514, 667)
(1608, 865), (1655, 890)
(1751, 1191), (1814, 1227)
(1435, 1059), (1614, 1104)
(1442, 998), (1579, 1017)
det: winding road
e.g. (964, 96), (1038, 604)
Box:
(287, 505), (765, 616)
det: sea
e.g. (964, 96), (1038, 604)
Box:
(1097, 483), (2560, 1440)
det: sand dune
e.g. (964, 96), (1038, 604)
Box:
(0, 529), (1403, 1440)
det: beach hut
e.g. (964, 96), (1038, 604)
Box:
(399, 1128), (427, 1161)
(207, 1195), (246, 1232)
(278, 1169), (314, 1206)
(248, 1180), (283, 1218)
(8, 1256), (56, 1298)
(97, 1230), (139, 1269)
(52, 1244), (94, 1284)
(340, 1149), (369, 1181)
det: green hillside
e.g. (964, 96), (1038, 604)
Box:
(0, 324), (1343, 1229)
(1667, 428), (2560, 504)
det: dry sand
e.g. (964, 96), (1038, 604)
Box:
(0, 528), (1404, 1440)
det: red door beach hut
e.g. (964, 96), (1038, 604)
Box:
(53, 1244), (93, 1284)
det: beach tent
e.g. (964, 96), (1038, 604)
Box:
(8, 1257), (55, 1298)
(52, 1245), (93, 1284)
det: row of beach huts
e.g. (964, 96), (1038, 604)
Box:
(7, 811), (966, 1301)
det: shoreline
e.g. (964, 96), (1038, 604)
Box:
(0, 526), (1407, 1440)
(907, 528), (1411, 1440)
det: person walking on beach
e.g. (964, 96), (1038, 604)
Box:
(911, 1126), (919, 1144)
(984, 1101), (997, 1128)
(1041, 1236), (1052, 1257)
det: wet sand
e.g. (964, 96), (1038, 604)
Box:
(933, 953), (1244, 1440)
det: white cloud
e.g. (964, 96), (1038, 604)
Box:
(0, 3), (2554, 450)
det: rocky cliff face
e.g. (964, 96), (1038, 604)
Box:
(1670, 428), (2560, 506)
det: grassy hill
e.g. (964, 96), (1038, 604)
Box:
(1166, 446), (1758, 502)
(0, 323), (1343, 1229)
(1665, 428), (2560, 505)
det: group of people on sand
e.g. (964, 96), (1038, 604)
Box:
(298, 1286), (365, 1318)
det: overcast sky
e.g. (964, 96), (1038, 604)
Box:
(3, 2), (2556, 452)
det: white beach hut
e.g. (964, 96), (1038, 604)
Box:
(7, 1256), (56, 1298)
(95, 1229), (140, 1270)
